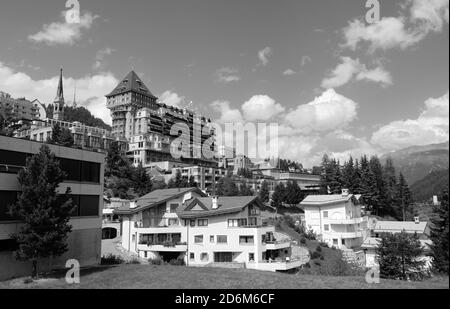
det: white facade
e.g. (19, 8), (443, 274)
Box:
(117, 191), (302, 272)
(301, 191), (369, 249)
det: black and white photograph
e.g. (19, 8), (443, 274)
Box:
(0, 0), (448, 294)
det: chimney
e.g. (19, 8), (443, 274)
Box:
(433, 196), (439, 206)
(414, 216), (420, 224)
(342, 189), (349, 197)
(212, 196), (219, 210)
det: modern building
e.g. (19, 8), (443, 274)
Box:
(362, 218), (432, 268)
(0, 135), (105, 281)
(301, 189), (369, 249)
(106, 71), (217, 166)
(114, 188), (304, 272)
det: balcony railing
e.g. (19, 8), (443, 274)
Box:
(326, 216), (368, 225)
(0, 164), (23, 174)
(139, 241), (187, 247)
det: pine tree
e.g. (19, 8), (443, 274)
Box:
(8, 145), (74, 279)
(367, 156), (388, 216)
(395, 173), (413, 221)
(239, 182), (254, 196)
(216, 176), (239, 196)
(105, 142), (133, 178)
(50, 123), (62, 144)
(259, 180), (270, 203)
(285, 181), (304, 205)
(352, 159), (362, 193)
(342, 156), (356, 192)
(377, 231), (427, 281)
(429, 189), (449, 274)
(132, 163), (152, 197)
(271, 182), (286, 209)
(383, 157), (398, 217)
(188, 176), (198, 188)
(168, 170), (188, 189)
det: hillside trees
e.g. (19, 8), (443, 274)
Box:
(429, 189), (449, 274)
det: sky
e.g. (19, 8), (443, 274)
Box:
(0, 0), (448, 167)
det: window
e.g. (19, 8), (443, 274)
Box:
(69, 195), (100, 217)
(210, 235), (215, 243)
(198, 219), (208, 227)
(323, 211), (328, 218)
(190, 253), (195, 260)
(0, 239), (19, 252)
(239, 236), (254, 244)
(324, 224), (330, 231)
(228, 218), (247, 227)
(248, 217), (258, 226)
(81, 162), (100, 183)
(342, 239), (346, 246)
(333, 239), (338, 245)
(217, 235), (227, 244)
(249, 253), (255, 262)
(0, 191), (20, 221)
(201, 253), (209, 262)
(169, 204), (178, 213)
(194, 235), (204, 244)
(0, 150), (27, 168)
(190, 220), (196, 227)
(168, 219), (179, 226)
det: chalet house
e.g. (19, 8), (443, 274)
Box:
(114, 188), (303, 272)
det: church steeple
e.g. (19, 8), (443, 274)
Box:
(53, 68), (65, 121)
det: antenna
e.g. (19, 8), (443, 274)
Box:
(73, 81), (77, 108)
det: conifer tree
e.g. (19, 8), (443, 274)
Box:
(377, 231), (427, 281)
(395, 173), (413, 221)
(216, 175), (239, 196)
(429, 189), (449, 274)
(132, 163), (153, 197)
(259, 180), (270, 203)
(271, 182), (286, 209)
(8, 145), (74, 279)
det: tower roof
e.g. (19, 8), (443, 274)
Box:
(106, 71), (157, 99)
(54, 68), (64, 103)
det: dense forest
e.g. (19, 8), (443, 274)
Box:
(45, 104), (111, 131)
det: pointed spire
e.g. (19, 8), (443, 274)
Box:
(54, 68), (64, 103)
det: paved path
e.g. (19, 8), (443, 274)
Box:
(101, 237), (146, 263)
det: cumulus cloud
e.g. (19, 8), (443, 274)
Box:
(258, 47), (273, 66)
(284, 89), (358, 134)
(29, 11), (98, 46)
(371, 91), (449, 150)
(93, 47), (115, 71)
(342, 0), (449, 52)
(159, 90), (186, 108)
(283, 69), (297, 76)
(0, 62), (117, 124)
(242, 95), (285, 121)
(211, 100), (244, 123)
(321, 57), (393, 89)
(214, 67), (241, 84)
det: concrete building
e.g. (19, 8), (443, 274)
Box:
(115, 188), (303, 272)
(0, 135), (105, 281)
(301, 190), (369, 249)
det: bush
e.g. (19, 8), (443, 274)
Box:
(310, 251), (322, 260)
(300, 237), (307, 245)
(316, 245), (322, 252)
(319, 242), (329, 248)
(126, 257), (141, 265)
(101, 254), (124, 265)
(148, 257), (163, 265)
(169, 258), (186, 266)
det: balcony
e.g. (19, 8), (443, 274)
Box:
(138, 241), (187, 252)
(247, 258), (304, 272)
(326, 216), (368, 225)
(264, 239), (291, 250)
(334, 231), (366, 239)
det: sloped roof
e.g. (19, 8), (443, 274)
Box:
(106, 71), (157, 98)
(300, 194), (357, 206)
(114, 187), (204, 215)
(362, 237), (432, 250)
(177, 196), (260, 219)
(374, 221), (428, 234)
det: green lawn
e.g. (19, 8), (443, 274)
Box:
(1, 265), (448, 289)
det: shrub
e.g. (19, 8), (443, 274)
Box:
(310, 251), (322, 260)
(127, 257), (141, 265)
(101, 254), (124, 265)
(169, 258), (186, 266)
(300, 237), (307, 245)
(319, 242), (329, 248)
(316, 245), (322, 252)
(148, 257), (163, 265)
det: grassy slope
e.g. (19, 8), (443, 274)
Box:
(1, 265), (448, 289)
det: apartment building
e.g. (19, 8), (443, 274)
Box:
(301, 189), (369, 249)
(115, 188), (303, 272)
(0, 135), (105, 281)
(0, 91), (38, 121)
